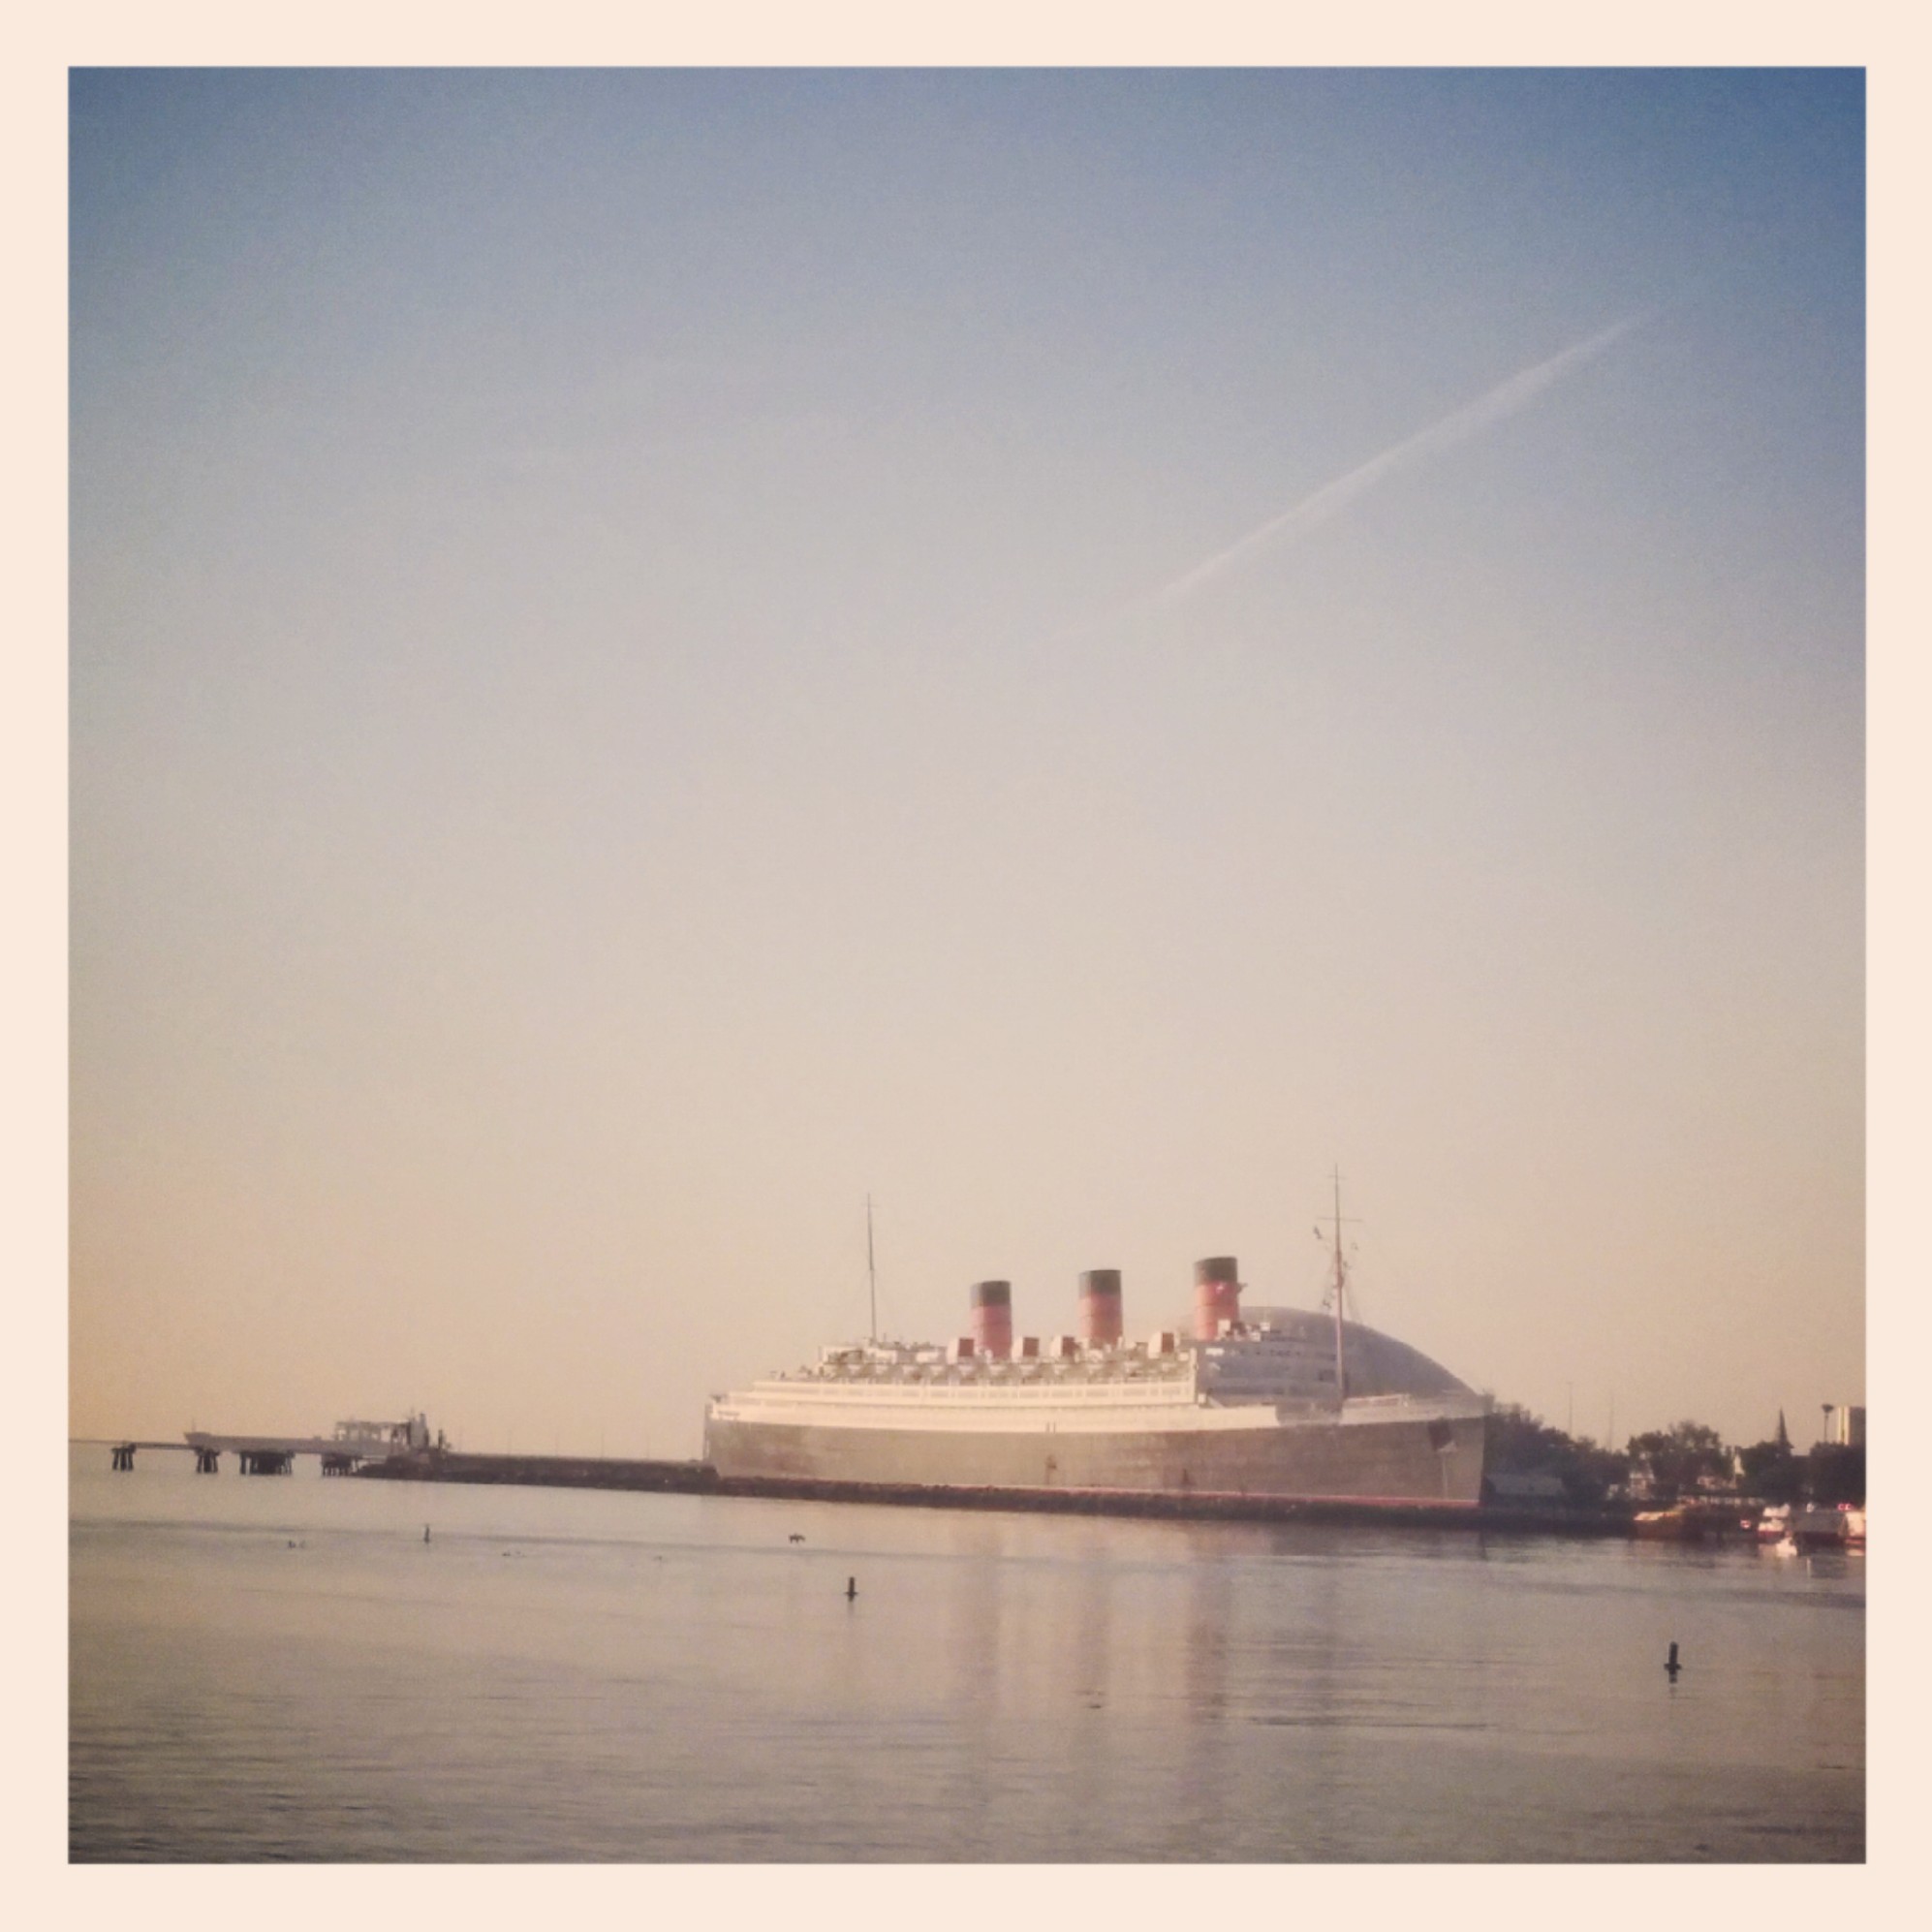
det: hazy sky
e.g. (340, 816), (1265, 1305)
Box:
(70, 69), (1863, 1456)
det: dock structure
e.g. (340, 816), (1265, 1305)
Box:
(108, 1440), (198, 1472)
(357, 1449), (1636, 1536)
(106, 1414), (437, 1476)
(186, 1415), (434, 1475)
(92, 1435), (1637, 1537)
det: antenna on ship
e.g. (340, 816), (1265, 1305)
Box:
(1327, 1166), (1350, 1403)
(866, 1193), (878, 1343)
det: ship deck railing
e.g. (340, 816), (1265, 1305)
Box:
(752, 1375), (1198, 1404)
(1340, 1390), (1482, 1411)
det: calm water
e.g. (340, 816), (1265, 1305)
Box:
(69, 1449), (1863, 1861)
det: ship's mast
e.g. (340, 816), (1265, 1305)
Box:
(866, 1194), (878, 1344)
(1329, 1167), (1348, 1403)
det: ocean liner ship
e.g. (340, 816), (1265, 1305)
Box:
(703, 1200), (1488, 1508)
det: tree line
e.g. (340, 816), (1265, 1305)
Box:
(1482, 1405), (1865, 1510)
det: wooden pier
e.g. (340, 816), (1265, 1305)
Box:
(106, 1440), (194, 1472)
(102, 1418), (433, 1477)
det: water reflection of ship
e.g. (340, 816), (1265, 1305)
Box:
(1173, 1542), (1238, 1853)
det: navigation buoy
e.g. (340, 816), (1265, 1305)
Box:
(1666, 1641), (1681, 1678)
(846, 1575), (857, 1601)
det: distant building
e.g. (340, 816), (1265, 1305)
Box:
(1820, 1404), (1865, 1448)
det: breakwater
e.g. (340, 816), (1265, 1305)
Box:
(355, 1449), (1634, 1536)
(356, 1450), (717, 1494)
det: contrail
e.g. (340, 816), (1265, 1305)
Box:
(1146, 311), (1651, 609)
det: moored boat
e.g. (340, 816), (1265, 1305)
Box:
(704, 1186), (1488, 1510)
(1792, 1505), (1852, 1549)
(1632, 1505), (1704, 1542)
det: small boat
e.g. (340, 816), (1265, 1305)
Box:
(1632, 1505), (1703, 1542)
(1791, 1506), (1849, 1550)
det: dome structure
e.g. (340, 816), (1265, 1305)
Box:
(1236, 1306), (1475, 1398)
